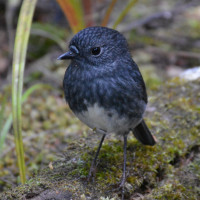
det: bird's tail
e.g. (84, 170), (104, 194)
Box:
(133, 120), (156, 146)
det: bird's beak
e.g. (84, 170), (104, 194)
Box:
(57, 45), (79, 60)
(57, 51), (76, 60)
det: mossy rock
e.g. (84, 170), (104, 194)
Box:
(1, 78), (200, 200)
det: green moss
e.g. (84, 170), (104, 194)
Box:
(140, 65), (163, 90)
(1, 79), (200, 199)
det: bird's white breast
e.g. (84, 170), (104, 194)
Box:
(74, 103), (141, 135)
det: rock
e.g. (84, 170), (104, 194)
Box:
(1, 78), (200, 200)
(179, 66), (200, 81)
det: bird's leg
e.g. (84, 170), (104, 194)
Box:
(88, 134), (106, 181)
(120, 134), (128, 200)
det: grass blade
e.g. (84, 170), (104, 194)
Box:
(0, 95), (7, 132)
(113, 0), (138, 29)
(101, 0), (117, 27)
(0, 115), (12, 156)
(82, 0), (94, 27)
(0, 92), (9, 155)
(0, 84), (52, 157)
(31, 23), (67, 51)
(12, 0), (37, 184)
(56, 0), (85, 33)
(21, 84), (52, 103)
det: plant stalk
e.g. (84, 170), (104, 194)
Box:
(12, 0), (37, 184)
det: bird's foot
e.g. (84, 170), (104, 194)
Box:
(119, 179), (126, 200)
(87, 165), (97, 182)
(109, 177), (126, 200)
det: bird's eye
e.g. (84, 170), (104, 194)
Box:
(91, 47), (101, 55)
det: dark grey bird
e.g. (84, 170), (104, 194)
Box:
(58, 26), (156, 198)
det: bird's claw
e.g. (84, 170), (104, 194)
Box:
(87, 165), (97, 182)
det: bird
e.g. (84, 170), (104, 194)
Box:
(57, 26), (156, 199)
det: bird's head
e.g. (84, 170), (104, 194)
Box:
(57, 26), (130, 67)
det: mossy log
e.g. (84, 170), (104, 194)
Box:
(1, 78), (200, 200)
